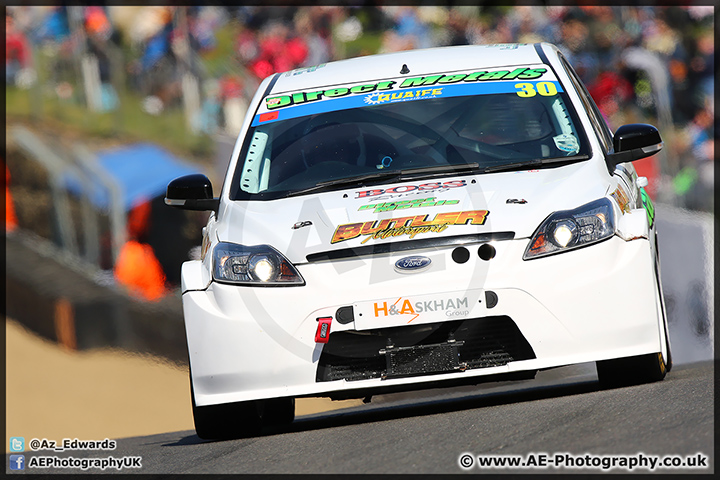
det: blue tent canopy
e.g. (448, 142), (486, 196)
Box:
(65, 143), (202, 211)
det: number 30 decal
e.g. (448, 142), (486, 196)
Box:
(515, 82), (558, 97)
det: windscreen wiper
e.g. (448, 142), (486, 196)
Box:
(286, 163), (480, 197)
(481, 155), (589, 173)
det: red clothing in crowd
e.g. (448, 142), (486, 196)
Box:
(6, 15), (29, 67)
(113, 199), (167, 301)
(6, 164), (18, 231)
(114, 240), (167, 301)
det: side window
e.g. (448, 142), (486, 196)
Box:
(559, 55), (614, 153)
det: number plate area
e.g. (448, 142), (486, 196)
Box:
(353, 289), (485, 330)
(382, 340), (464, 379)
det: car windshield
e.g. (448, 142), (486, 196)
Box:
(230, 77), (589, 200)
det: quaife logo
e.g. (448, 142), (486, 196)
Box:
(363, 88), (443, 105)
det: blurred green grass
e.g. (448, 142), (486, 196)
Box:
(6, 85), (214, 160)
(5, 22), (384, 161)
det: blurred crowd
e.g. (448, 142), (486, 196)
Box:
(6, 5), (715, 212)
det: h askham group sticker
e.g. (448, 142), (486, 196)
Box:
(374, 296), (470, 324)
(354, 290), (483, 330)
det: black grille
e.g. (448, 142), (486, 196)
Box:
(316, 316), (535, 382)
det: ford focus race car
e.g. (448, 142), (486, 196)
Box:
(166, 43), (671, 439)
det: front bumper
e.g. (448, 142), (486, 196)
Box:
(183, 235), (663, 406)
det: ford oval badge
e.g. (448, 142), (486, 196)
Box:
(394, 255), (432, 273)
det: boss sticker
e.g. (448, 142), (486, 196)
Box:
(356, 180), (466, 199)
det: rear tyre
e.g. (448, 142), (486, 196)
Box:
(596, 352), (668, 389)
(262, 397), (295, 426)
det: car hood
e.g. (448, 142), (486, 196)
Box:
(216, 160), (610, 264)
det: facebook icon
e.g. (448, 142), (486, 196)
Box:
(9, 454), (25, 470)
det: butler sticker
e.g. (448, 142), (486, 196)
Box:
(331, 210), (489, 244)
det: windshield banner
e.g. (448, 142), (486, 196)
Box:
(252, 65), (561, 126)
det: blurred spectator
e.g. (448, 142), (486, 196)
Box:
(85, 6), (111, 40)
(588, 70), (634, 129)
(5, 162), (18, 232)
(5, 5), (714, 211)
(114, 199), (167, 302)
(6, 14), (31, 87)
(32, 6), (70, 44)
(219, 74), (248, 135)
(84, 6), (120, 112)
(294, 8), (333, 67)
(188, 6), (227, 52)
(248, 21), (308, 79)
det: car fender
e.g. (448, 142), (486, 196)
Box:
(615, 207), (649, 241)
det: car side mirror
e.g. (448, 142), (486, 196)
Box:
(606, 124), (663, 169)
(165, 174), (219, 212)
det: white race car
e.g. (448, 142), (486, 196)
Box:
(166, 43), (671, 439)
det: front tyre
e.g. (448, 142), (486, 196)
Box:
(596, 352), (668, 389)
(189, 370), (263, 440)
(192, 397), (264, 440)
(262, 397), (295, 426)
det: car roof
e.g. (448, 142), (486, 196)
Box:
(269, 43), (551, 95)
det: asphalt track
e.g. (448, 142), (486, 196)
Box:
(15, 360), (714, 474)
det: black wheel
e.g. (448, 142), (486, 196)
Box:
(189, 371), (263, 440)
(262, 397), (295, 426)
(596, 352), (668, 389)
(192, 397), (263, 440)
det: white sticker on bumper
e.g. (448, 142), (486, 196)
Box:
(353, 289), (485, 330)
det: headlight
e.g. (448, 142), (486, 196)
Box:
(212, 242), (305, 285)
(523, 198), (615, 260)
